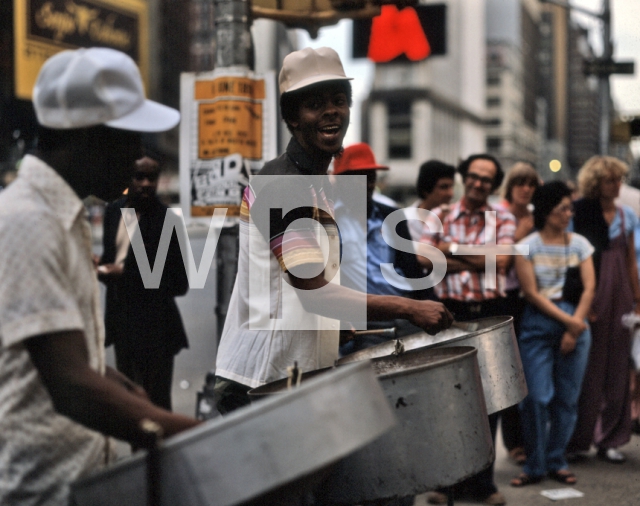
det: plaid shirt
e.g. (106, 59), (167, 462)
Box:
(421, 198), (516, 301)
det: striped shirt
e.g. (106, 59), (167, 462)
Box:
(518, 232), (594, 300)
(421, 198), (516, 301)
(216, 139), (341, 388)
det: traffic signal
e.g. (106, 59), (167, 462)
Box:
(353, 4), (446, 62)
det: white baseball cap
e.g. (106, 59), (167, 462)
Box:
(33, 47), (180, 132)
(278, 47), (353, 95)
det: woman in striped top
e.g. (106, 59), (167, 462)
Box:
(511, 181), (595, 487)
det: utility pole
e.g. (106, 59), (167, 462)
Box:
(212, 0), (252, 342)
(540, 0), (634, 156)
(599, 0), (612, 156)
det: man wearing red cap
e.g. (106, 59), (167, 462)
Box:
(213, 47), (453, 414)
(333, 143), (426, 352)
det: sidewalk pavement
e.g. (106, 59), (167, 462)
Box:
(414, 428), (640, 506)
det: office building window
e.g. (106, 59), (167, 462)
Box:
(388, 99), (412, 159)
(487, 137), (502, 150)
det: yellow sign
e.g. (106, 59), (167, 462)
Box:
(198, 100), (263, 160)
(13, 0), (148, 100)
(195, 77), (266, 101)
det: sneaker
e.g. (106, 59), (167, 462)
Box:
(597, 447), (626, 464)
(482, 491), (507, 505)
(426, 492), (448, 504)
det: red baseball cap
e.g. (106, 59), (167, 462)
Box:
(333, 143), (389, 175)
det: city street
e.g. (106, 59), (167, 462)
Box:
(415, 429), (640, 506)
(161, 275), (640, 506)
(96, 224), (640, 506)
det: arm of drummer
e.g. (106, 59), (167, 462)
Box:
(515, 254), (591, 338)
(25, 330), (201, 447)
(287, 266), (453, 336)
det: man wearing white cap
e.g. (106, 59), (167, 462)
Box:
(213, 47), (452, 414)
(0, 48), (200, 505)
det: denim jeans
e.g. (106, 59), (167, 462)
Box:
(518, 301), (591, 477)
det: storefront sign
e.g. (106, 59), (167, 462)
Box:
(180, 70), (277, 222)
(14, 0), (148, 99)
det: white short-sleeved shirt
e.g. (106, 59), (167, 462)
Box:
(215, 142), (340, 389)
(0, 156), (109, 505)
(518, 231), (594, 300)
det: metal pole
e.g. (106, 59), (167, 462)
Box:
(598, 0), (612, 155)
(213, 0), (253, 337)
(539, 0), (614, 155)
(214, 0), (253, 68)
(196, 2), (252, 421)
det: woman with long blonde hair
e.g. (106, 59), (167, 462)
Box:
(567, 156), (640, 463)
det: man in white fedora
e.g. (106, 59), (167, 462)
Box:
(213, 47), (453, 414)
(0, 47), (200, 505)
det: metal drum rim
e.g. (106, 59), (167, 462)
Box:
(169, 361), (373, 448)
(369, 345), (478, 380)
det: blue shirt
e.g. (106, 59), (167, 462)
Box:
(335, 200), (413, 297)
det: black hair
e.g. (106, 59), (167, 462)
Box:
(416, 160), (456, 197)
(280, 80), (353, 133)
(532, 181), (572, 230)
(457, 153), (504, 191)
(36, 125), (87, 152)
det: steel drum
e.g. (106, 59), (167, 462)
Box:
(338, 316), (527, 415)
(70, 362), (395, 506)
(250, 346), (494, 505)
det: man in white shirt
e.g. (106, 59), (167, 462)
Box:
(0, 48), (200, 505)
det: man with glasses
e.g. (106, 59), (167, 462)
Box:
(99, 152), (189, 411)
(420, 153), (516, 506)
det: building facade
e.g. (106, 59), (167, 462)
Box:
(361, 0), (487, 194)
(484, 0), (540, 171)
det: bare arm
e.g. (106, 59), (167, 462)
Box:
(626, 231), (640, 314)
(287, 268), (453, 335)
(416, 240), (512, 273)
(573, 256), (596, 322)
(26, 331), (200, 446)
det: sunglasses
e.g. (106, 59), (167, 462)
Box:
(133, 171), (159, 182)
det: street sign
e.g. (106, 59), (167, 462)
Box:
(180, 70), (277, 223)
(583, 59), (635, 77)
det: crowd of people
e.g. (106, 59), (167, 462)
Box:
(1, 44), (640, 506)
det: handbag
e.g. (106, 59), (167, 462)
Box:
(562, 233), (583, 305)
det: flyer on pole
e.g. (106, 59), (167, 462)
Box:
(180, 69), (277, 225)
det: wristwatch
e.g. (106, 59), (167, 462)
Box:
(449, 243), (458, 255)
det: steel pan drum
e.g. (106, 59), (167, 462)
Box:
(71, 362), (395, 506)
(250, 346), (493, 505)
(339, 316), (527, 415)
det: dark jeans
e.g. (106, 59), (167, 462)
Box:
(518, 301), (591, 476)
(115, 344), (175, 411)
(213, 376), (252, 415)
